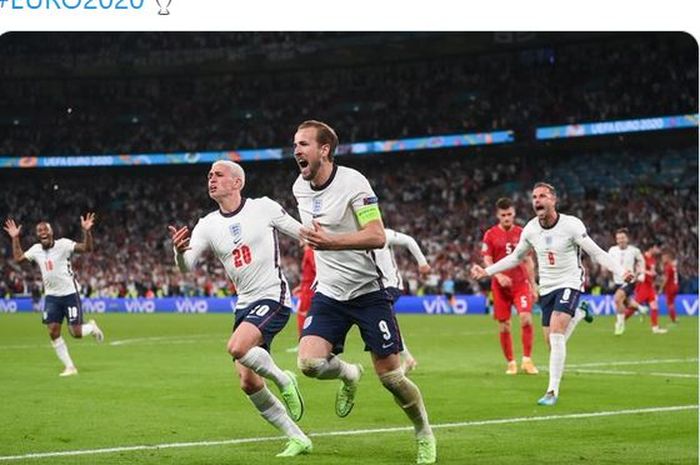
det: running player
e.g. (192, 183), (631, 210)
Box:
(292, 120), (436, 464)
(169, 160), (311, 457)
(471, 182), (633, 406)
(660, 249), (679, 324)
(375, 227), (432, 373)
(636, 242), (668, 334)
(3, 215), (103, 377)
(481, 197), (539, 375)
(607, 228), (648, 336)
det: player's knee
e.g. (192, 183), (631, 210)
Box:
(379, 368), (417, 405)
(227, 342), (248, 360)
(379, 368), (404, 390)
(238, 374), (264, 395)
(297, 357), (325, 378)
(68, 326), (82, 338)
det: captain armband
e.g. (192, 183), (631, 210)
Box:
(355, 204), (382, 227)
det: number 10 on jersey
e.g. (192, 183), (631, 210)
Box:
(232, 245), (253, 268)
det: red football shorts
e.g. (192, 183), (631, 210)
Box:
(635, 285), (657, 305)
(492, 282), (532, 321)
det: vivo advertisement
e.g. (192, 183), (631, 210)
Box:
(0, 294), (697, 316)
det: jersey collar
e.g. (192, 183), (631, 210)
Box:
(310, 164), (338, 191)
(219, 198), (247, 218)
(538, 212), (560, 230)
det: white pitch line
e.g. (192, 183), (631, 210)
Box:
(567, 358), (698, 368)
(108, 335), (214, 346)
(0, 335), (217, 350)
(572, 369), (698, 379)
(0, 405), (695, 462)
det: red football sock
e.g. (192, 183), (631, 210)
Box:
(624, 307), (636, 320)
(651, 307), (659, 327)
(521, 323), (533, 358)
(668, 301), (677, 323)
(500, 331), (514, 362)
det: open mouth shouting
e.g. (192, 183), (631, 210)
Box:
(296, 156), (312, 179)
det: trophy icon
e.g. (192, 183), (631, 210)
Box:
(156, 0), (171, 15)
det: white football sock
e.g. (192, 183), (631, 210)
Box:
(51, 337), (75, 369)
(238, 346), (291, 390)
(299, 356), (359, 382)
(247, 386), (305, 439)
(547, 333), (566, 396)
(616, 313), (625, 325)
(380, 368), (433, 438)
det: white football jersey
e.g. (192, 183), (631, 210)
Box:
(517, 214), (588, 295)
(376, 228), (429, 290)
(486, 213), (626, 297)
(24, 238), (78, 297)
(177, 197), (301, 309)
(293, 165), (383, 301)
(608, 245), (643, 285)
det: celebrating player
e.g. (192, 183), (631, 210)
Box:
(3, 214), (103, 377)
(607, 228), (648, 336)
(481, 197), (539, 375)
(169, 160), (311, 457)
(635, 242), (668, 334)
(471, 182), (633, 406)
(660, 249), (679, 324)
(292, 120), (436, 464)
(375, 227), (432, 373)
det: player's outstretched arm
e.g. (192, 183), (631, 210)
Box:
(74, 212), (96, 253)
(577, 235), (633, 282)
(482, 254), (513, 288)
(3, 219), (26, 262)
(390, 231), (430, 269)
(482, 239), (532, 278)
(266, 199), (303, 240)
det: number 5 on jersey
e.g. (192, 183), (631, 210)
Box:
(232, 245), (253, 268)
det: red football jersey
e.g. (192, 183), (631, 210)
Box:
(664, 261), (679, 292)
(299, 247), (316, 291)
(482, 224), (528, 286)
(638, 253), (657, 292)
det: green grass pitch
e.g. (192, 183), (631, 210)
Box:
(0, 312), (697, 464)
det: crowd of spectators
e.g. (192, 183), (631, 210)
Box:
(1, 145), (697, 300)
(0, 33), (696, 156)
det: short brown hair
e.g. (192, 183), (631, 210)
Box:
(615, 227), (629, 236)
(297, 120), (339, 161)
(533, 182), (556, 196)
(495, 197), (513, 210)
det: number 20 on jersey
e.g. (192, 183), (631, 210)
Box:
(232, 245), (253, 268)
